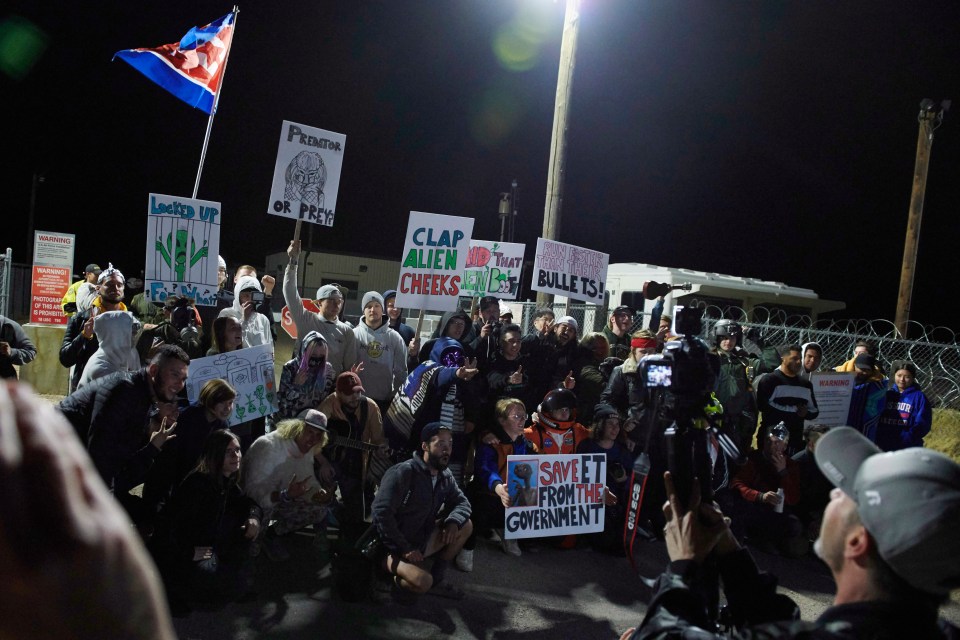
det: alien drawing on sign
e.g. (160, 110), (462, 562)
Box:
(285, 151), (326, 211)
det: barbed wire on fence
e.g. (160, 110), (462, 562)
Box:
(508, 301), (960, 411)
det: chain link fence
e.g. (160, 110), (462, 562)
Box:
(506, 301), (960, 411)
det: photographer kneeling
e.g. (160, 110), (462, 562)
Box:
(622, 427), (960, 639)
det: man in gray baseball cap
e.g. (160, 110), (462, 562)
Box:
(622, 426), (960, 639)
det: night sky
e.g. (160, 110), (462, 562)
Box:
(4, 1), (959, 330)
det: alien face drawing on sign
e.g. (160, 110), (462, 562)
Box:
(227, 357), (253, 390)
(190, 366), (220, 400)
(285, 151), (326, 209)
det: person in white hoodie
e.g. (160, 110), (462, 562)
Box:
(227, 275), (273, 348)
(77, 310), (142, 388)
(352, 291), (407, 408)
(800, 341), (824, 382)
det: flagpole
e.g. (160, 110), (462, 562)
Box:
(192, 5), (239, 198)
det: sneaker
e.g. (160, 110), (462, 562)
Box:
(455, 549), (474, 572)
(502, 538), (522, 557)
(262, 531), (290, 562)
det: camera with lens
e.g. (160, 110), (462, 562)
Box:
(166, 296), (197, 331)
(639, 306), (738, 505)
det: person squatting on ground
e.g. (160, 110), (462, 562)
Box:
(150, 429), (261, 614)
(274, 330), (334, 424)
(717, 422), (808, 557)
(372, 422), (473, 602)
(240, 410), (335, 563)
(622, 426), (960, 639)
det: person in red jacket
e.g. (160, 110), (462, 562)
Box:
(716, 423), (808, 557)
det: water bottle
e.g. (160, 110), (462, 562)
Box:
(773, 487), (784, 514)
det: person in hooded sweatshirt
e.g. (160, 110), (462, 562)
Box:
(410, 308), (475, 371)
(77, 310), (142, 389)
(875, 360), (932, 451)
(799, 341), (823, 382)
(353, 291), (407, 409)
(383, 289), (416, 346)
(275, 330), (334, 422)
(227, 274), (273, 348)
(283, 239), (358, 376)
(385, 337), (480, 486)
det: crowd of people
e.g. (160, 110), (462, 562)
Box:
(1, 238), (955, 638)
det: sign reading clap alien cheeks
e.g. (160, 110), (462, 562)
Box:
(144, 193), (221, 306)
(267, 120), (346, 227)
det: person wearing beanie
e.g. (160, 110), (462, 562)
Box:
(283, 239), (358, 376)
(59, 262), (128, 392)
(522, 314), (588, 403)
(352, 291), (407, 408)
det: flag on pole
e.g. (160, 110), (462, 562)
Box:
(113, 12), (235, 114)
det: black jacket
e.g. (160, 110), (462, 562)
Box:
(59, 369), (160, 495)
(371, 455), (471, 556)
(0, 315), (36, 379)
(59, 308), (100, 389)
(632, 549), (958, 639)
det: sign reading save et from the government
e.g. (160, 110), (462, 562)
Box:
(395, 211), (474, 312)
(531, 238), (609, 304)
(504, 453), (606, 540)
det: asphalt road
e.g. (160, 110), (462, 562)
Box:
(171, 529), (960, 640)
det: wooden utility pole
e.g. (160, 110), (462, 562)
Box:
(895, 100), (946, 337)
(537, 0), (581, 307)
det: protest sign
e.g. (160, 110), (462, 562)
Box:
(531, 238), (608, 304)
(461, 240), (525, 299)
(280, 299), (321, 339)
(504, 453), (606, 540)
(144, 193), (221, 306)
(30, 230), (74, 325)
(186, 344), (278, 427)
(268, 120), (346, 227)
(395, 211), (474, 312)
(809, 371), (856, 426)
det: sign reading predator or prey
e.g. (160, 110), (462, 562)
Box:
(395, 211), (474, 312)
(461, 240), (525, 299)
(809, 372), (856, 426)
(186, 344), (278, 427)
(504, 454), (606, 540)
(145, 193), (221, 306)
(531, 238), (608, 304)
(268, 120), (346, 227)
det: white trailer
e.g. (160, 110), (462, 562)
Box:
(605, 263), (844, 321)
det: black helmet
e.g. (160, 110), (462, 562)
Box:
(714, 319), (742, 338)
(540, 388), (577, 416)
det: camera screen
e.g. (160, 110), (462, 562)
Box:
(645, 363), (672, 387)
(251, 291), (265, 303)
